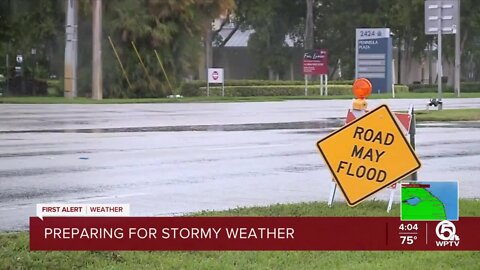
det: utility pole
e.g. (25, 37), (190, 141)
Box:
(64, 0), (78, 98)
(92, 0), (103, 100)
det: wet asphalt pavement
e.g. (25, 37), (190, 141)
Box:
(1, 98), (480, 231)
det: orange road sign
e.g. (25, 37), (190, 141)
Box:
(317, 105), (421, 206)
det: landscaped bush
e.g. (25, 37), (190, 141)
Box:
(194, 84), (408, 97)
(180, 80), (372, 97)
(47, 79), (63, 96)
(409, 82), (480, 93)
(5, 77), (48, 96)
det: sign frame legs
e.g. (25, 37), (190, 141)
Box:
(327, 181), (337, 207)
(304, 75), (308, 96)
(386, 186), (396, 213)
(319, 74), (328, 96)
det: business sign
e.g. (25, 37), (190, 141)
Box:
(317, 105), (421, 206)
(303, 49), (328, 75)
(355, 28), (392, 93)
(425, 0), (459, 35)
(208, 68), (224, 84)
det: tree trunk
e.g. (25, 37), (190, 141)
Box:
(305, 0), (314, 51)
(205, 27), (213, 70)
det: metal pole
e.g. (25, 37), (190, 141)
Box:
(428, 43), (433, 84)
(64, 0), (78, 98)
(437, 9), (443, 110)
(304, 75), (308, 96)
(320, 74), (323, 96)
(92, 0), (103, 100)
(327, 181), (337, 207)
(454, 0), (461, 97)
(387, 187), (395, 213)
(392, 59), (396, 98)
(207, 70), (209, 97)
(325, 74), (328, 95)
(409, 106), (418, 181)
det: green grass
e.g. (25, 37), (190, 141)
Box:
(1, 92), (480, 104)
(1, 200), (479, 269)
(415, 108), (480, 121)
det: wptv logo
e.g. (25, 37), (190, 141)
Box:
(435, 220), (460, 247)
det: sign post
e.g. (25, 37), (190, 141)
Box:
(303, 49), (328, 96)
(425, 0), (459, 110)
(207, 68), (224, 97)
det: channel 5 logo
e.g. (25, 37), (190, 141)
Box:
(435, 220), (460, 247)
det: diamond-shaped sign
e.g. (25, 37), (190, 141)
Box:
(317, 105), (421, 206)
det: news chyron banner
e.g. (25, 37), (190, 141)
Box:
(30, 202), (480, 251)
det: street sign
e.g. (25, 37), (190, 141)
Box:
(425, 0), (458, 35)
(16, 55), (23, 63)
(355, 28), (392, 93)
(207, 68), (225, 97)
(317, 105), (421, 206)
(208, 68), (224, 83)
(303, 49), (328, 75)
(424, 0), (460, 106)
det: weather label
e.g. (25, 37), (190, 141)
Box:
(401, 181), (459, 221)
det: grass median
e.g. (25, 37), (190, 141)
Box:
(1, 200), (479, 269)
(1, 92), (480, 104)
(415, 108), (480, 121)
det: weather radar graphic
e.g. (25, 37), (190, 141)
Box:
(401, 181), (458, 221)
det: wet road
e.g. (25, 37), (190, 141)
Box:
(1, 98), (480, 231)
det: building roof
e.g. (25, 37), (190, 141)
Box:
(214, 24), (295, 47)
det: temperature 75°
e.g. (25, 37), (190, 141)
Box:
(400, 235), (417, 245)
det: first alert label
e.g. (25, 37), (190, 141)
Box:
(36, 203), (130, 219)
(316, 105), (421, 206)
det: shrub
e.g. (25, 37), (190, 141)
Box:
(180, 80), (355, 97)
(179, 81), (206, 97)
(47, 79), (63, 96)
(409, 82), (480, 93)
(194, 84), (408, 97)
(5, 77), (48, 96)
(393, 84), (409, 93)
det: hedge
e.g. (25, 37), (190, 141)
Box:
(409, 82), (480, 93)
(4, 77), (48, 96)
(192, 84), (409, 97)
(179, 80), (354, 97)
